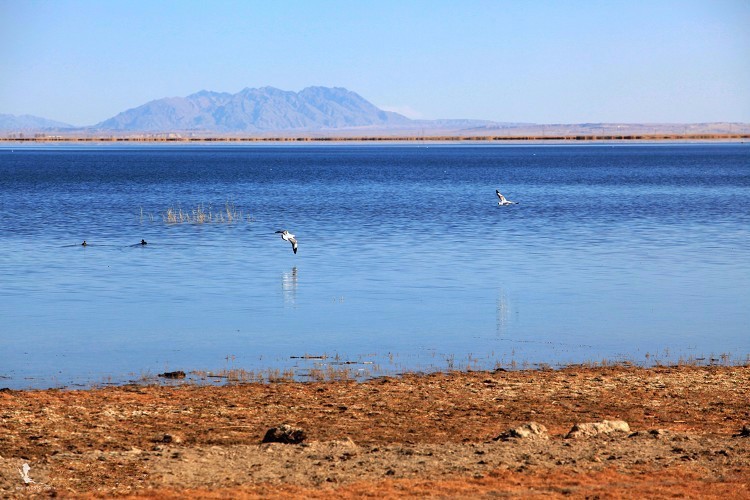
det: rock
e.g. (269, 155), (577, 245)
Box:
(303, 437), (359, 460)
(566, 420), (630, 439)
(153, 433), (182, 444)
(630, 429), (667, 439)
(494, 422), (549, 441)
(331, 437), (358, 451)
(262, 424), (307, 444)
(158, 371), (186, 379)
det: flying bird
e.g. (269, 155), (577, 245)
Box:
(496, 189), (518, 206)
(275, 230), (298, 254)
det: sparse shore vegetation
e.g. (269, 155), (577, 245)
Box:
(123, 350), (746, 389)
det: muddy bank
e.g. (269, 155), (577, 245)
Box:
(1, 365), (749, 497)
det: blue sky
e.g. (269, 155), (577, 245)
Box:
(1, 0), (748, 126)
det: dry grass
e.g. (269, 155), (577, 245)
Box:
(189, 367), (297, 384)
(139, 202), (253, 224)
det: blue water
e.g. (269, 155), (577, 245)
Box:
(1, 143), (749, 388)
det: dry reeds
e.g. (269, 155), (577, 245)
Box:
(190, 367), (297, 383)
(150, 201), (253, 224)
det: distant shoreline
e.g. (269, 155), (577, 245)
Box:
(1, 133), (748, 143)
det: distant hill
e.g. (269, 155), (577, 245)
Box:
(95, 86), (416, 132)
(2, 87), (748, 137)
(0, 113), (74, 131)
(458, 121), (750, 137)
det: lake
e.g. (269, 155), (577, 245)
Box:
(1, 143), (748, 388)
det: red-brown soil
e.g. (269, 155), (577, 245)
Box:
(1, 365), (749, 498)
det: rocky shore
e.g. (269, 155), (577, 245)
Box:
(1, 365), (749, 498)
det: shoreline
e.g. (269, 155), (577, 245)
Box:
(1, 133), (749, 143)
(4, 355), (748, 392)
(2, 364), (748, 497)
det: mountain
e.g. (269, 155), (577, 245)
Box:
(95, 86), (414, 132)
(0, 113), (74, 130)
(4, 88), (747, 136)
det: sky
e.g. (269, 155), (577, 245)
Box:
(1, 0), (749, 126)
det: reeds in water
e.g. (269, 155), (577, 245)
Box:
(145, 202), (253, 224)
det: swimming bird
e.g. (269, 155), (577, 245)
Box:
(496, 189), (518, 206)
(140, 239), (147, 245)
(275, 230), (298, 254)
(81, 240), (87, 247)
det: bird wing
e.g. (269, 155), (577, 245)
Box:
(496, 189), (502, 198)
(289, 237), (298, 254)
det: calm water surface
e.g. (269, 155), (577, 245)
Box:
(1, 143), (748, 388)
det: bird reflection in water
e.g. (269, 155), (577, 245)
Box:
(282, 266), (298, 306)
(496, 292), (510, 337)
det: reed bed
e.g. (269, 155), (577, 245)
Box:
(140, 202), (254, 224)
(190, 367), (298, 383)
(163, 202), (251, 224)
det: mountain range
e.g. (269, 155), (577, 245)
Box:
(0, 114), (75, 130)
(1, 86), (748, 136)
(96, 86), (417, 132)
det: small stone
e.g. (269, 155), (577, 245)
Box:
(494, 422), (549, 441)
(629, 429), (667, 439)
(566, 420), (631, 439)
(262, 424), (307, 444)
(332, 437), (358, 451)
(153, 433), (182, 444)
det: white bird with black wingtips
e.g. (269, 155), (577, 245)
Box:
(496, 189), (518, 206)
(275, 230), (298, 254)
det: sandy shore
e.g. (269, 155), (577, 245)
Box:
(1, 364), (749, 498)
